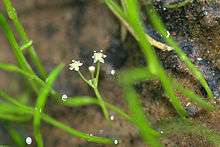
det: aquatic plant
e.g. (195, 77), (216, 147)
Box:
(104, 0), (217, 146)
(0, 0), (114, 146)
(68, 50), (110, 121)
(0, 0), (219, 146)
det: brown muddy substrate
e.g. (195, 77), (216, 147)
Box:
(0, 0), (219, 146)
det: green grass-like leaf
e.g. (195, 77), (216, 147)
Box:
(63, 96), (131, 121)
(173, 80), (215, 111)
(33, 64), (64, 147)
(3, 0), (47, 79)
(4, 122), (26, 147)
(0, 91), (113, 144)
(0, 63), (44, 85)
(0, 13), (40, 93)
(119, 67), (214, 111)
(144, 2), (213, 98)
(0, 14), (33, 73)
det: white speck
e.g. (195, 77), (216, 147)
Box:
(197, 57), (202, 61)
(88, 66), (95, 72)
(160, 130), (164, 134)
(110, 70), (115, 75)
(166, 31), (170, 38)
(62, 94), (68, 101)
(110, 115), (114, 121)
(213, 101), (216, 104)
(89, 133), (93, 136)
(26, 137), (32, 145)
(114, 139), (119, 145)
(204, 11), (208, 15)
(186, 102), (191, 107)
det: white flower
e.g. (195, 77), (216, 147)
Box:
(88, 66), (95, 72)
(69, 60), (83, 71)
(92, 50), (107, 63)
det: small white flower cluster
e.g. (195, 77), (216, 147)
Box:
(92, 50), (107, 63)
(69, 50), (107, 72)
(69, 60), (83, 71)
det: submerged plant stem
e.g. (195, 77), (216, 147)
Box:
(0, 91), (113, 144)
(3, 0), (47, 79)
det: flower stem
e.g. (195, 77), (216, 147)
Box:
(78, 63), (109, 121)
(95, 62), (100, 86)
(78, 71), (91, 86)
(93, 87), (110, 121)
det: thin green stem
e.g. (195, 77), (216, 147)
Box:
(93, 88), (110, 121)
(90, 70), (95, 79)
(78, 71), (92, 86)
(42, 113), (112, 144)
(172, 79), (215, 111)
(33, 64), (64, 147)
(0, 13), (40, 93)
(0, 63), (44, 85)
(0, 63), (64, 104)
(3, 0), (47, 79)
(4, 122), (25, 147)
(0, 13), (33, 73)
(0, 91), (113, 144)
(95, 62), (100, 86)
(76, 63), (110, 121)
(61, 96), (131, 121)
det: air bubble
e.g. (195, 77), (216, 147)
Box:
(110, 70), (115, 75)
(110, 115), (114, 121)
(62, 94), (68, 101)
(114, 139), (119, 145)
(26, 137), (32, 145)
